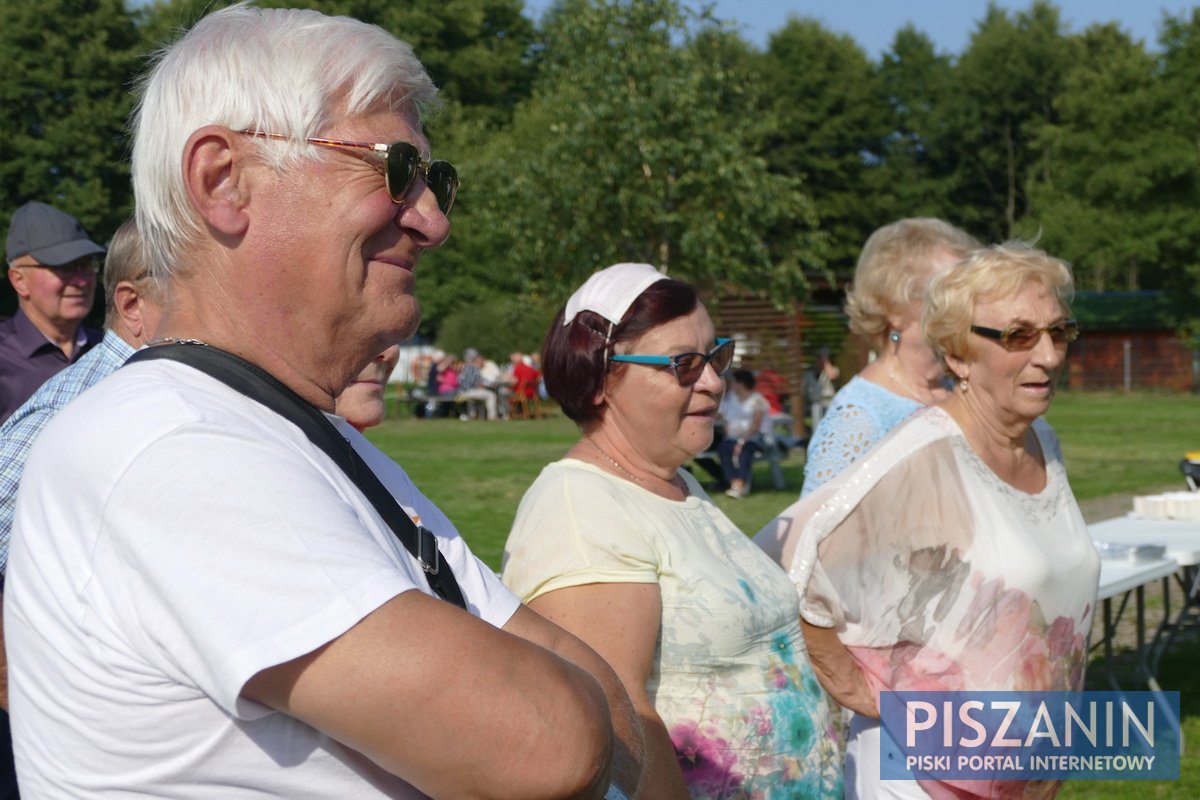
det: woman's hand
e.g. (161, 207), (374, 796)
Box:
(800, 619), (879, 718)
(530, 584), (691, 800)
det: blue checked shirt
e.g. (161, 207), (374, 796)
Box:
(0, 332), (135, 577)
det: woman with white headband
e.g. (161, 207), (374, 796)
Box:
(501, 263), (842, 799)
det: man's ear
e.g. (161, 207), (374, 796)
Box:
(7, 267), (30, 300)
(111, 281), (145, 340)
(182, 125), (251, 238)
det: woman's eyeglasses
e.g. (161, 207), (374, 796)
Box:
(610, 338), (735, 387)
(240, 131), (459, 214)
(970, 320), (1080, 351)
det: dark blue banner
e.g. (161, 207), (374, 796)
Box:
(879, 691), (1180, 781)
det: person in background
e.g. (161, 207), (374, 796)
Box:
(423, 349), (442, 397)
(716, 369), (771, 499)
(499, 351), (541, 418)
(503, 262), (841, 799)
(757, 243), (1096, 799)
(434, 352), (459, 396)
(1, 202), (106, 423)
(803, 347), (839, 431)
(334, 345), (401, 432)
(5, 6), (641, 797)
(753, 365), (787, 415)
(456, 348), (499, 420)
(801, 218), (978, 496)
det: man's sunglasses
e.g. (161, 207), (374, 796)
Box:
(970, 320), (1080, 351)
(610, 338), (735, 387)
(240, 131), (459, 214)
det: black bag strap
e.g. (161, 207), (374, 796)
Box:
(127, 343), (467, 609)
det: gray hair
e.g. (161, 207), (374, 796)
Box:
(131, 1), (440, 281)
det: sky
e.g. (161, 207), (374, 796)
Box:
(522, 1), (1196, 56)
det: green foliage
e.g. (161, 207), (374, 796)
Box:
(459, 0), (822, 310)
(2, 0), (1198, 344)
(434, 295), (557, 363)
(0, 0), (142, 246)
(874, 25), (961, 223)
(1020, 23), (1196, 294)
(758, 17), (887, 273)
(946, 1), (1078, 241)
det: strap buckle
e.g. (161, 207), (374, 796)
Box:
(416, 525), (440, 575)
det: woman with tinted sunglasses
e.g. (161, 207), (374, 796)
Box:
(757, 243), (1097, 799)
(501, 263), (842, 800)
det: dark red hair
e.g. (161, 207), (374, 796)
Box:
(542, 279), (699, 427)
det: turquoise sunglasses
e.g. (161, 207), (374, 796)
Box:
(610, 338), (734, 387)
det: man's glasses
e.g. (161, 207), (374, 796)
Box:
(240, 131), (459, 214)
(611, 338), (735, 387)
(19, 259), (98, 279)
(970, 320), (1080, 351)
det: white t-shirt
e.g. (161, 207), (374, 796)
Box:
(5, 359), (519, 798)
(722, 390), (771, 439)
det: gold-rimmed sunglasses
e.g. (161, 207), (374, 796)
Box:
(239, 131), (459, 214)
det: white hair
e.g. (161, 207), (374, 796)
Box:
(131, 1), (440, 280)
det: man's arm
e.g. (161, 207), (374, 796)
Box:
(244, 590), (616, 800)
(529, 584), (687, 800)
(501, 604), (645, 799)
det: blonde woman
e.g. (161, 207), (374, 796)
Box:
(802, 218), (977, 495)
(758, 243), (1098, 799)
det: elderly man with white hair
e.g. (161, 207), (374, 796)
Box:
(4, 5), (641, 799)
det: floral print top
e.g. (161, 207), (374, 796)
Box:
(760, 407), (1100, 798)
(502, 459), (843, 799)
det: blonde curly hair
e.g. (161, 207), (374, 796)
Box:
(922, 242), (1075, 378)
(845, 218), (978, 349)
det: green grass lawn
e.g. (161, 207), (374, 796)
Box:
(1046, 391), (1200, 501)
(364, 390), (1200, 796)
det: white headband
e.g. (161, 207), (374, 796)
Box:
(562, 262), (668, 327)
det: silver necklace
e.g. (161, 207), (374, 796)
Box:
(144, 337), (211, 348)
(887, 366), (926, 403)
(584, 438), (685, 498)
(586, 438), (648, 485)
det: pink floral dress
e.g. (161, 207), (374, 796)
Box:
(758, 407), (1100, 799)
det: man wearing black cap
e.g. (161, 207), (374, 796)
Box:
(0, 202), (105, 423)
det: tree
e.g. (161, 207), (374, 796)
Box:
(0, 0), (142, 243)
(874, 24), (961, 225)
(945, 1), (1078, 241)
(0, 0), (144, 318)
(1152, 9), (1200, 333)
(758, 17), (888, 273)
(1020, 23), (1195, 293)
(439, 0), (822, 315)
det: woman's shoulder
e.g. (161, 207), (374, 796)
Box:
(522, 458), (629, 501)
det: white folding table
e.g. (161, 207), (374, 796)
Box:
(1091, 514), (1200, 688)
